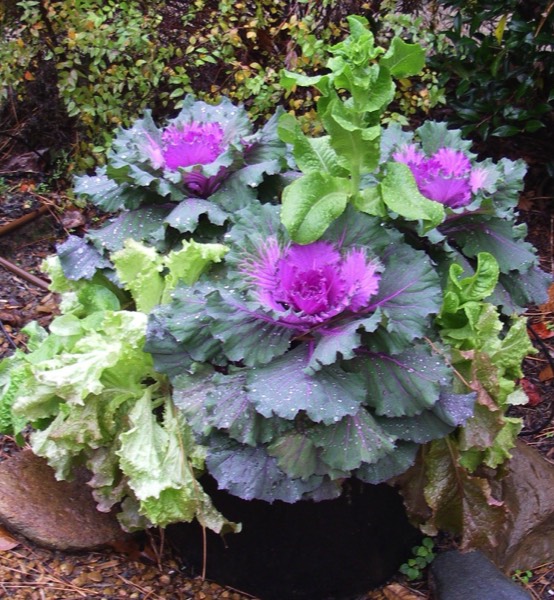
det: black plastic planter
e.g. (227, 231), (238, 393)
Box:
(168, 477), (421, 600)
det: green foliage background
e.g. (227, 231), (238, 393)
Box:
(1, 0), (450, 172)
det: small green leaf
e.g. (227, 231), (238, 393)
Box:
(352, 187), (387, 217)
(491, 125), (520, 137)
(112, 240), (165, 313)
(447, 253), (500, 304)
(278, 113), (346, 177)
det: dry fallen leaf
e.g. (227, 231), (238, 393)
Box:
(60, 210), (86, 230)
(0, 310), (24, 326)
(529, 321), (554, 340)
(0, 525), (20, 551)
(539, 283), (554, 315)
(382, 582), (424, 599)
(539, 365), (554, 383)
(519, 378), (544, 406)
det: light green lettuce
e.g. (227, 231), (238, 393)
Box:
(111, 238), (228, 312)
(1, 253), (236, 533)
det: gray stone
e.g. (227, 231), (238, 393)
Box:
(431, 550), (532, 600)
(487, 440), (554, 572)
(0, 450), (132, 551)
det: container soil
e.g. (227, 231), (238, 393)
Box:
(168, 476), (421, 600)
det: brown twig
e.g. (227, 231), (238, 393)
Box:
(0, 256), (50, 290)
(0, 319), (18, 350)
(0, 205), (50, 237)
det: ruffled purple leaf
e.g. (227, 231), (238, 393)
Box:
(57, 235), (112, 281)
(368, 244), (441, 343)
(160, 121), (225, 170)
(433, 390), (477, 428)
(355, 441), (419, 484)
(354, 344), (451, 418)
(240, 237), (381, 332)
(87, 205), (172, 252)
(310, 409), (396, 471)
(376, 412), (453, 443)
(267, 430), (348, 481)
(164, 199), (229, 234)
(324, 205), (405, 254)
(206, 289), (294, 367)
(496, 266), (550, 312)
(306, 310), (382, 373)
(376, 393), (472, 443)
(246, 346), (367, 424)
(440, 216), (539, 274)
(393, 144), (477, 208)
(205, 373), (287, 447)
(170, 370), (216, 434)
(74, 169), (168, 212)
(143, 313), (199, 379)
(206, 435), (342, 503)
(145, 283), (225, 369)
(417, 121), (474, 156)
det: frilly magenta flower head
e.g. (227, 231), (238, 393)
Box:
(241, 237), (381, 331)
(145, 120), (227, 197)
(393, 144), (486, 208)
(161, 121), (225, 170)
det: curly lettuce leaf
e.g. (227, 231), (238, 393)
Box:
(118, 392), (238, 532)
(111, 239), (228, 312)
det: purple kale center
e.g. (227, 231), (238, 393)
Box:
(393, 144), (484, 208)
(243, 239), (381, 330)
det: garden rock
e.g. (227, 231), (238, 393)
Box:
(0, 450), (132, 551)
(487, 440), (554, 572)
(430, 550), (531, 600)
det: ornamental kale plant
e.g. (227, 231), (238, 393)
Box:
(73, 94), (288, 248)
(379, 122), (550, 313)
(145, 203), (476, 502)
(0, 16), (547, 541)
